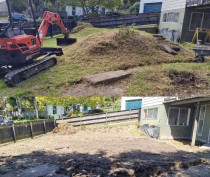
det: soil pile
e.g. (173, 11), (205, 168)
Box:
(71, 22), (92, 34)
(72, 28), (192, 70)
(53, 123), (77, 135)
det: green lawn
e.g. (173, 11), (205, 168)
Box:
(0, 26), (209, 97)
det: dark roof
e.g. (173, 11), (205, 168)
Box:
(164, 96), (210, 105)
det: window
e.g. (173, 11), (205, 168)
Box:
(163, 13), (167, 22)
(72, 6), (76, 16)
(189, 12), (210, 31)
(168, 107), (190, 126)
(174, 13), (179, 23)
(197, 105), (206, 136)
(144, 108), (158, 119)
(162, 12), (180, 23)
(53, 105), (57, 114)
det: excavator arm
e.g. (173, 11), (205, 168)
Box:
(38, 11), (69, 46)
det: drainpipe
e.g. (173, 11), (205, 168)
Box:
(191, 101), (201, 146)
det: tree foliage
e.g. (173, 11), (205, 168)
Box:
(36, 97), (103, 107)
(64, 0), (121, 14)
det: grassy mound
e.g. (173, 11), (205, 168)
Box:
(70, 28), (193, 70)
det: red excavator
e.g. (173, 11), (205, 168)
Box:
(0, 0), (76, 86)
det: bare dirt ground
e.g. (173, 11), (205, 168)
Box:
(0, 125), (209, 177)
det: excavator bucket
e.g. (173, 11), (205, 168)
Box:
(56, 38), (77, 46)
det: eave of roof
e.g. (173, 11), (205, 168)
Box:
(164, 96), (210, 106)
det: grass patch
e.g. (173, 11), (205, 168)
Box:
(0, 26), (208, 96)
(127, 63), (210, 96)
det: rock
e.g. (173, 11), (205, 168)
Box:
(159, 43), (178, 55)
(81, 70), (132, 85)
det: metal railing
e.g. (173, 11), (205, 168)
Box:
(186, 0), (210, 6)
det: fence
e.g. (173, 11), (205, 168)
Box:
(0, 120), (55, 144)
(57, 109), (141, 126)
(83, 13), (160, 28)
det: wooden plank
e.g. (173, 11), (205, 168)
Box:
(57, 110), (139, 124)
(72, 114), (138, 126)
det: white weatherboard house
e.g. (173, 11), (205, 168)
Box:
(139, 0), (163, 13)
(159, 0), (210, 42)
(66, 6), (111, 17)
(121, 97), (142, 110)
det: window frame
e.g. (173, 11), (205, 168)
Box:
(189, 12), (210, 31)
(144, 107), (159, 120)
(162, 12), (180, 23)
(168, 107), (191, 126)
(197, 105), (206, 136)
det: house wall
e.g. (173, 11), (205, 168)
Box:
(66, 6), (84, 16)
(142, 97), (166, 107)
(141, 102), (196, 140)
(159, 0), (187, 41)
(159, 103), (195, 139)
(139, 0), (163, 13)
(0, 1), (8, 16)
(66, 6), (111, 17)
(181, 6), (210, 42)
(196, 104), (210, 143)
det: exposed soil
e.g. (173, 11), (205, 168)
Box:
(71, 22), (92, 34)
(169, 70), (208, 90)
(62, 83), (126, 96)
(0, 125), (209, 177)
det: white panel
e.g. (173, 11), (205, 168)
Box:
(140, 0), (163, 13)
(76, 7), (84, 16)
(162, 0), (186, 11)
(47, 105), (53, 116)
(57, 106), (64, 115)
(66, 6), (72, 16)
(142, 97), (167, 108)
(0, 1), (7, 12)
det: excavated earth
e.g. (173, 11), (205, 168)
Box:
(0, 125), (209, 177)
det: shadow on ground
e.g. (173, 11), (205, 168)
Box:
(0, 148), (209, 177)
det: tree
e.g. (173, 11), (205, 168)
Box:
(36, 97), (103, 108)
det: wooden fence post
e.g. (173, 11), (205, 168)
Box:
(54, 118), (56, 128)
(12, 124), (16, 143)
(129, 109), (131, 121)
(43, 120), (46, 134)
(30, 122), (33, 139)
(138, 109), (141, 123)
(106, 112), (108, 124)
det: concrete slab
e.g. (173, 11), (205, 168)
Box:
(81, 70), (132, 85)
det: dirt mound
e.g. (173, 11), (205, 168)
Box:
(71, 22), (92, 34)
(169, 70), (208, 87)
(71, 28), (192, 71)
(53, 123), (77, 135)
(89, 28), (151, 55)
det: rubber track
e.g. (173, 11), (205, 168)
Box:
(4, 56), (57, 87)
